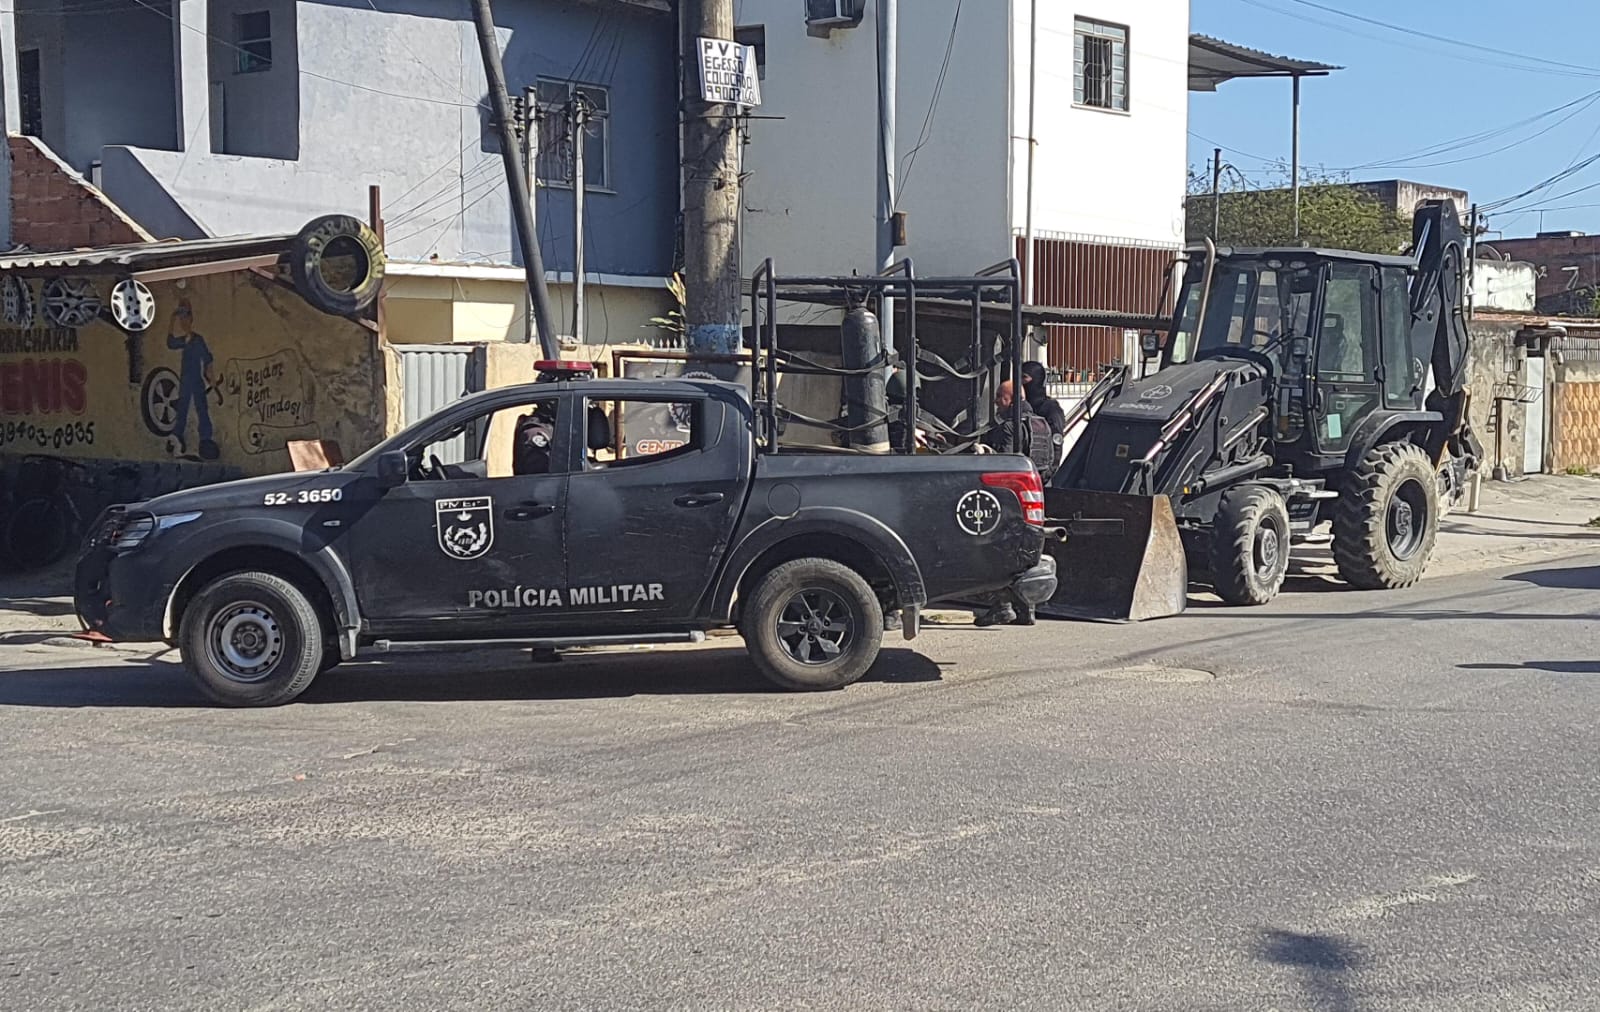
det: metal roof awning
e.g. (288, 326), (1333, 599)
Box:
(1189, 34), (1340, 92)
(0, 233), (296, 282)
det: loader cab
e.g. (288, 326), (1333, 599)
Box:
(1164, 249), (1420, 456)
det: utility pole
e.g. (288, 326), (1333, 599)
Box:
(876, 0), (897, 274)
(521, 87), (540, 346)
(1291, 74), (1302, 242)
(681, 0), (742, 356)
(570, 93), (591, 346)
(1022, 0), (1038, 325)
(1212, 147), (1223, 241)
(470, 0), (558, 358)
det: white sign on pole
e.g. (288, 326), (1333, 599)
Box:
(697, 36), (762, 108)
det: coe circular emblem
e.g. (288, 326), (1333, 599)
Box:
(956, 489), (1003, 537)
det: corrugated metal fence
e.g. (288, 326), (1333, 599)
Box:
(1018, 232), (1178, 377)
(398, 344), (485, 463)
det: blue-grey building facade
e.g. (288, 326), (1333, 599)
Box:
(1, 0), (678, 280)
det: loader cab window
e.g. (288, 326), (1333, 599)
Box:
(1313, 263), (1381, 452)
(1169, 261), (1315, 368)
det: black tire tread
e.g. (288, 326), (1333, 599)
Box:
(740, 558), (884, 692)
(1210, 485), (1290, 606)
(179, 570), (324, 707)
(1333, 441), (1439, 590)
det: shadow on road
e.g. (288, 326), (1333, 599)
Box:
(1503, 565), (1600, 590)
(1459, 659), (1600, 675)
(0, 646), (944, 708)
(1254, 928), (1365, 1012)
(0, 597), (74, 617)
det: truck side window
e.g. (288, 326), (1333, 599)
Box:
(1380, 266), (1416, 404)
(411, 399), (561, 480)
(586, 398), (701, 468)
(1318, 264), (1378, 383)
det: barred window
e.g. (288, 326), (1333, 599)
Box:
(1074, 17), (1128, 112)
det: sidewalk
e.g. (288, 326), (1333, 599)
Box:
(3, 475), (1598, 641)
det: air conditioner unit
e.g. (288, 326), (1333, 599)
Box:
(805, 0), (865, 29)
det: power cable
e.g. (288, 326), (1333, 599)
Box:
(897, 0), (963, 201)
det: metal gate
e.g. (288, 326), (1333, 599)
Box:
(398, 344), (486, 463)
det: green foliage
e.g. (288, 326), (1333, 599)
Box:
(645, 272), (687, 337)
(1186, 166), (1414, 255)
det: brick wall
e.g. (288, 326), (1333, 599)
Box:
(1486, 234), (1600, 314)
(8, 135), (153, 251)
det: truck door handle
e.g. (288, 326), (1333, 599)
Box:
(504, 503), (557, 521)
(674, 492), (725, 508)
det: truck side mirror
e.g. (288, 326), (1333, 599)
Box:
(1140, 332), (1161, 358)
(376, 449), (408, 489)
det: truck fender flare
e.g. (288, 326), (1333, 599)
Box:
(162, 519), (361, 641)
(707, 507), (927, 622)
(1342, 409), (1444, 473)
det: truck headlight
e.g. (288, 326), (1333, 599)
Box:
(102, 511), (200, 551)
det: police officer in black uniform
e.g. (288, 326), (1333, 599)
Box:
(513, 401), (558, 475)
(1020, 361), (1067, 441)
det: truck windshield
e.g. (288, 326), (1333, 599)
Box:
(1168, 260), (1316, 367)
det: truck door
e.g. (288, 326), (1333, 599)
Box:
(1313, 262), (1382, 454)
(563, 390), (747, 622)
(339, 392), (571, 635)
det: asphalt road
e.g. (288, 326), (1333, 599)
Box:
(1, 556), (1597, 1011)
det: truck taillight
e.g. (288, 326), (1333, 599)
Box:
(982, 470), (1045, 526)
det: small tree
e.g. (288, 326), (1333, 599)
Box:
(1186, 166), (1413, 254)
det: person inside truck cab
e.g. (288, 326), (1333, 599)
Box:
(512, 400), (559, 475)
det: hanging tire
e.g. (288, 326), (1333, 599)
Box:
(288, 214), (386, 317)
(1333, 441), (1440, 590)
(740, 558), (884, 691)
(1210, 485), (1291, 606)
(179, 571), (326, 707)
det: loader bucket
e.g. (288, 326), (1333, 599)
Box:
(1038, 488), (1189, 622)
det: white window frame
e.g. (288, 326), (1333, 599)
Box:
(1073, 17), (1128, 113)
(534, 78), (612, 193)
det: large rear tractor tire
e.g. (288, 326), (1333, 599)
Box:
(1334, 441), (1440, 590)
(179, 571), (326, 707)
(1210, 485), (1291, 606)
(740, 558), (884, 691)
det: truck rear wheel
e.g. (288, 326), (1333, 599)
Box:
(179, 571), (325, 707)
(741, 558), (884, 691)
(1334, 441), (1439, 590)
(1210, 485), (1290, 606)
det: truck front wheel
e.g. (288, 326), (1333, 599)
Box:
(741, 558), (884, 691)
(1210, 485), (1291, 606)
(1333, 441), (1440, 590)
(179, 571), (326, 707)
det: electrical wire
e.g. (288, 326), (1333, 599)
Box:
(897, 0), (963, 201)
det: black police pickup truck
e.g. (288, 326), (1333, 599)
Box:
(76, 370), (1056, 706)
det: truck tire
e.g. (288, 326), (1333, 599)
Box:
(1333, 441), (1439, 590)
(1210, 485), (1290, 606)
(740, 558), (884, 691)
(179, 571), (325, 707)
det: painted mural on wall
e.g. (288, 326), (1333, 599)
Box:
(0, 272), (381, 476)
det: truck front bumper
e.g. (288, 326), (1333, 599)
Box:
(75, 546), (172, 642)
(1011, 555), (1057, 606)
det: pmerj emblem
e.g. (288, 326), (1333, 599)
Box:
(436, 496), (494, 560)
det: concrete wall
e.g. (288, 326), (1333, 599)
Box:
(1466, 320), (1529, 477)
(1472, 259), (1536, 314)
(0, 269), (388, 476)
(1483, 234), (1600, 315)
(208, 0), (301, 159)
(384, 272), (670, 346)
(97, 0), (678, 279)
(15, 0), (179, 173)
(1012, 1), (1189, 247)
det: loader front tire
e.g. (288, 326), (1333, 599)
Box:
(1210, 485), (1291, 606)
(1334, 441), (1439, 590)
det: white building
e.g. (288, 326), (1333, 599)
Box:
(734, 0), (1192, 371)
